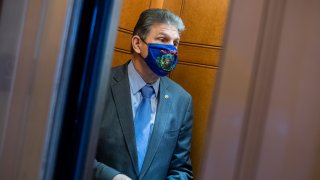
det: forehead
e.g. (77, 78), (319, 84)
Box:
(147, 23), (180, 39)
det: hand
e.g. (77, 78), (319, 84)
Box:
(112, 174), (132, 180)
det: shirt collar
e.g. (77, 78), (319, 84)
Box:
(128, 61), (160, 97)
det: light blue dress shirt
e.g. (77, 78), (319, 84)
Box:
(128, 61), (160, 135)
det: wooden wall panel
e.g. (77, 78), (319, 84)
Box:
(163, 0), (183, 15)
(118, 0), (151, 31)
(179, 43), (221, 66)
(150, 0), (164, 8)
(171, 63), (217, 178)
(112, 0), (152, 66)
(168, 1), (229, 178)
(114, 29), (132, 52)
(180, 0), (229, 46)
(112, 50), (131, 67)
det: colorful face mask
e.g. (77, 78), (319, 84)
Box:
(141, 42), (178, 77)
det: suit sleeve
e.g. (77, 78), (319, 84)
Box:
(167, 96), (194, 179)
(93, 159), (120, 180)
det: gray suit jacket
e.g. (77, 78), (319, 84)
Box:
(94, 62), (193, 180)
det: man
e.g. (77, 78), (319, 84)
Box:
(94, 8), (193, 180)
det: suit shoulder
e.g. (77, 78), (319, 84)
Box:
(111, 63), (127, 75)
(108, 62), (130, 82)
(162, 76), (192, 99)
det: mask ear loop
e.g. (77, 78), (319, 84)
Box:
(139, 37), (148, 45)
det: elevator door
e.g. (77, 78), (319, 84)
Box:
(0, 0), (122, 179)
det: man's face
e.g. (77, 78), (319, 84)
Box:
(140, 23), (180, 58)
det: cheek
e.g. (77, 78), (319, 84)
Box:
(140, 46), (149, 58)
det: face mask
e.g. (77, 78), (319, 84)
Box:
(141, 42), (178, 77)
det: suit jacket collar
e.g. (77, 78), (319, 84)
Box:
(111, 62), (139, 175)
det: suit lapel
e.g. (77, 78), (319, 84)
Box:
(140, 77), (173, 177)
(111, 65), (139, 175)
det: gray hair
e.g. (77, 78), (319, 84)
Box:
(133, 8), (185, 40)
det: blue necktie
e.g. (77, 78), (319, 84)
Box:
(134, 85), (154, 172)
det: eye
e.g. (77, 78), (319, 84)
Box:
(159, 37), (167, 42)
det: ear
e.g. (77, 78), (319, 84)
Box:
(132, 35), (142, 54)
